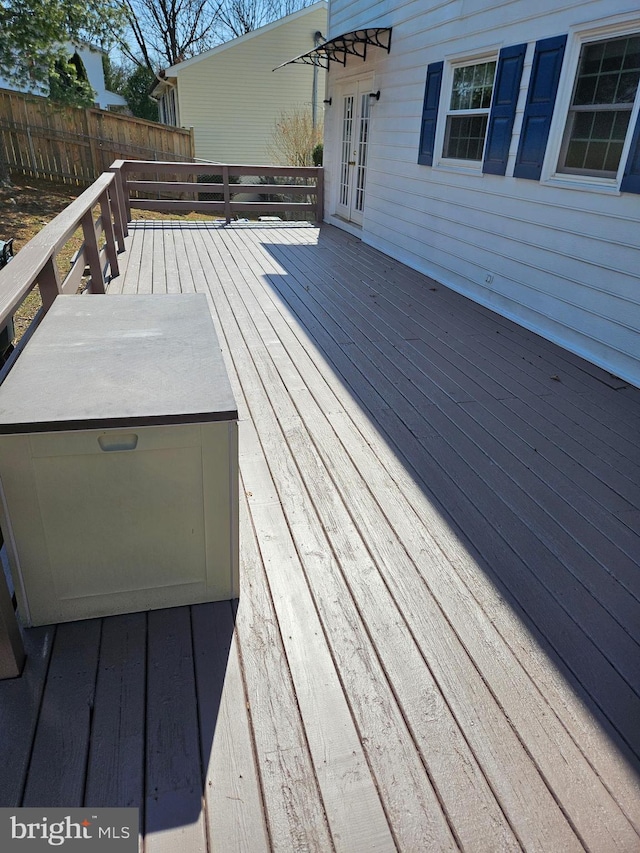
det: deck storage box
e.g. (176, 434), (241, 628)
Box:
(0, 294), (239, 626)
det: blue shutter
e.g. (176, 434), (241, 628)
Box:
(418, 61), (443, 166)
(483, 43), (527, 175)
(621, 111), (640, 193)
(514, 34), (567, 180)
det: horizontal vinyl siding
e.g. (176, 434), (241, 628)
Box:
(177, 6), (327, 164)
(325, 0), (640, 386)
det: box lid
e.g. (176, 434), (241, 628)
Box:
(0, 294), (238, 433)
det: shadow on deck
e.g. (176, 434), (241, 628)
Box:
(1, 221), (639, 852)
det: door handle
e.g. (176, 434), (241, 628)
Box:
(348, 160), (356, 165)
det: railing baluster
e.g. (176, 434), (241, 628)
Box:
(316, 168), (324, 224)
(81, 210), (105, 294)
(37, 257), (62, 310)
(108, 171), (127, 250)
(100, 191), (119, 281)
(222, 165), (232, 225)
(123, 166), (132, 224)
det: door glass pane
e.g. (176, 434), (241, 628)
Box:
(355, 93), (371, 213)
(340, 96), (354, 207)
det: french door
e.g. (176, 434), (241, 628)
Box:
(336, 78), (374, 225)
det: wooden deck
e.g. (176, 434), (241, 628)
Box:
(1, 220), (639, 852)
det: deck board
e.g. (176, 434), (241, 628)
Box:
(22, 620), (101, 807)
(1, 221), (639, 851)
(212, 224), (638, 851)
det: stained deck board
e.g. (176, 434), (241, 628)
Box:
(234, 229), (640, 667)
(22, 620), (101, 807)
(0, 625), (55, 806)
(192, 601), (270, 853)
(84, 613), (147, 810)
(145, 607), (207, 853)
(0, 221), (639, 852)
(200, 237), (474, 851)
(193, 226), (402, 853)
(214, 223), (640, 848)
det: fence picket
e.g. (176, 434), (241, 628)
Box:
(0, 89), (195, 185)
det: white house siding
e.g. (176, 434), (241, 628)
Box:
(174, 3), (327, 165)
(324, 0), (640, 387)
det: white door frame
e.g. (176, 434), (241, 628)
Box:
(333, 74), (375, 227)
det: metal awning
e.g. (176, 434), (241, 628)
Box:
(274, 27), (392, 71)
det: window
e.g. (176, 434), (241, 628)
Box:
(418, 45), (526, 174)
(159, 88), (178, 126)
(443, 60), (497, 161)
(558, 34), (640, 177)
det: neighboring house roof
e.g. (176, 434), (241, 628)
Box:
(0, 41), (127, 111)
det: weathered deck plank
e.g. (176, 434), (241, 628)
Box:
(85, 613), (147, 810)
(240, 227), (639, 700)
(218, 224), (639, 850)
(192, 601), (270, 853)
(0, 625), (55, 806)
(22, 620), (101, 807)
(0, 221), (638, 853)
(145, 607), (207, 852)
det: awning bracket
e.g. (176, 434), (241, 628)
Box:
(274, 27), (392, 71)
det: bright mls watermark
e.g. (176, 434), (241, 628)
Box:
(0, 809), (138, 850)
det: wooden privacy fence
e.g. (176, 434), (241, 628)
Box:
(0, 89), (194, 185)
(112, 159), (324, 224)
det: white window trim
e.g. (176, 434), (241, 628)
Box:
(434, 46), (500, 174)
(541, 16), (640, 193)
(160, 86), (180, 127)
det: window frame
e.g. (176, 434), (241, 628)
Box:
(434, 48), (500, 172)
(542, 17), (640, 191)
(159, 87), (179, 127)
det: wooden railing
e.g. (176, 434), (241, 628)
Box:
(0, 159), (324, 676)
(0, 171), (126, 677)
(110, 160), (324, 225)
(0, 172), (125, 343)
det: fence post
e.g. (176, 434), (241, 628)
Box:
(81, 211), (105, 294)
(99, 191), (119, 281)
(223, 165), (231, 225)
(86, 109), (101, 179)
(37, 257), (62, 311)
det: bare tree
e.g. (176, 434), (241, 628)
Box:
(216, 0), (315, 40)
(121, 0), (222, 69)
(268, 106), (322, 166)
(121, 0), (318, 72)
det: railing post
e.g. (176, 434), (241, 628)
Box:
(108, 164), (128, 246)
(99, 190), (119, 281)
(81, 210), (105, 294)
(222, 165), (232, 225)
(118, 161), (131, 225)
(37, 257), (62, 311)
(316, 168), (324, 225)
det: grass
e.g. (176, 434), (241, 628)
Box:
(0, 177), (81, 339)
(0, 174), (216, 341)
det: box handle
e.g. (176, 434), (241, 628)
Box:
(98, 433), (139, 452)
